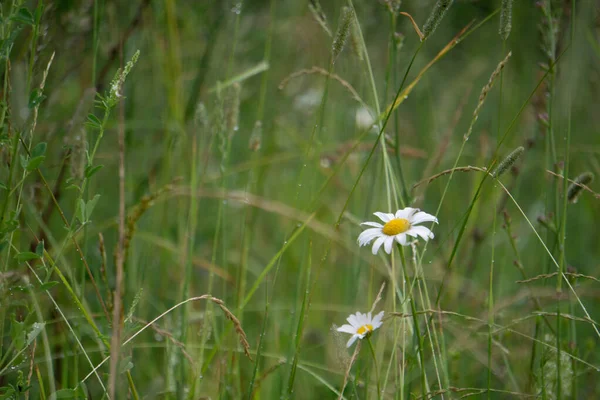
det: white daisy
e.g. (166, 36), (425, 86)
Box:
(357, 207), (438, 255)
(337, 311), (384, 348)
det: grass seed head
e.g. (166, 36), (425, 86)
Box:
(422, 0), (454, 41)
(349, 18), (363, 61)
(465, 52), (512, 141)
(493, 146), (524, 178)
(567, 172), (594, 203)
(332, 7), (354, 63)
(499, 0), (513, 41)
(108, 50), (140, 107)
(308, 0), (332, 36)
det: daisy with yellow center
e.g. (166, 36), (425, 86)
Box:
(357, 207), (438, 255)
(337, 311), (384, 348)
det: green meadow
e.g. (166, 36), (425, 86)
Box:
(1, 0), (600, 398)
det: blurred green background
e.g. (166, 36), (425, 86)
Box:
(1, 0), (599, 398)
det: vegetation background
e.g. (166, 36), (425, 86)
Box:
(1, 0), (599, 398)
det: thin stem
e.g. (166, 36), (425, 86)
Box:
(108, 54), (127, 397)
(487, 184), (497, 398)
(367, 336), (381, 400)
(398, 245), (428, 395)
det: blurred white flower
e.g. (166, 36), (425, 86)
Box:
(293, 87), (323, 113)
(355, 106), (375, 130)
(358, 207), (438, 255)
(337, 311), (384, 348)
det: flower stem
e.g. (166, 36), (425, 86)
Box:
(398, 244), (428, 395)
(367, 336), (381, 400)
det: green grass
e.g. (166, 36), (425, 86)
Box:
(1, 0), (599, 398)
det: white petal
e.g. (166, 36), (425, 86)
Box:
(355, 312), (368, 326)
(383, 236), (394, 254)
(395, 233), (408, 246)
(407, 225), (434, 240)
(372, 311), (384, 328)
(371, 236), (386, 255)
(337, 324), (357, 334)
(358, 233), (382, 247)
(346, 335), (359, 348)
(373, 212), (392, 223)
(360, 221), (383, 228)
(358, 228), (382, 246)
(346, 313), (360, 327)
(395, 207), (419, 219)
(410, 211), (438, 225)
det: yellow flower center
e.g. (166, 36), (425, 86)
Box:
(357, 324), (374, 335)
(382, 218), (410, 236)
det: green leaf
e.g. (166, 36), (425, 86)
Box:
(31, 142), (47, 158)
(0, 386), (17, 399)
(65, 184), (82, 192)
(35, 3), (44, 23)
(85, 194), (101, 220)
(84, 164), (103, 179)
(26, 322), (45, 346)
(12, 284), (34, 293)
(26, 155), (46, 171)
(39, 281), (58, 291)
(10, 314), (25, 351)
(0, 182), (7, 190)
(15, 252), (41, 262)
(1, 211), (19, 235)
(28, 88), (46, 108)
(11, 8), (35, 25)
(20, 154), (29, 169)
(48, 388), (86, 400)
(87, 113), (102, 127)
(35, 240), (44, 256)
(118, 355), (134, 373)
(0, 26), (23, 61)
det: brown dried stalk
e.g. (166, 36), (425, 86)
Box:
(279, 66), (367, 108)
(211, 297), (252, 360)
(337, 341), (361, 400)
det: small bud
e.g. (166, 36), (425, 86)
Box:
(194, 102), (210, 132)
(248, 120), (262, 152)
(225, 83), (241, 137)
(320, 156), (332, 169)
(394, 32), (405, 51)
(387, 0), (402, 15)
(502, 210), (511, 225)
